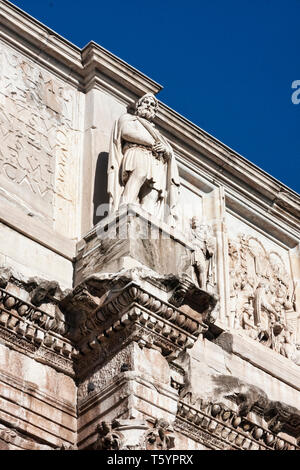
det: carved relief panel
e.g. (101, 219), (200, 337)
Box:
(0, 41), (82, 236)
(228, 234), (299, 360)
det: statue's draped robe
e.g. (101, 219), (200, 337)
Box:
(108, 113), (180, 223)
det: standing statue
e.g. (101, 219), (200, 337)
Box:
(108, 93), (180, 225)
(190, 217), (216, 292)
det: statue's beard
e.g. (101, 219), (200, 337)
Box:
(136, 106), (156, 121)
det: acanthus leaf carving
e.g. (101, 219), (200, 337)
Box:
(94, 421), (124, 450)
(93, 418), (175, 451)
(143, 418), (175, 450)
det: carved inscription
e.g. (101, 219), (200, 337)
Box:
(0, 42), (76, 215)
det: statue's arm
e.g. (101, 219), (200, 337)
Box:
(119, 115), (155, 146)
(153, 141), (172, 158)
(206, 237), (216, 256)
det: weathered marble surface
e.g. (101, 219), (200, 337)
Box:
(0, 40), (83, 239)
(0, 0), (298, 451)
(0, 343), (77, 449)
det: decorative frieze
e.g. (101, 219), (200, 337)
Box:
(75, 306), (202, 376)
(223, 380), (300, 439)
(61, 268), (214, 376)
(228, 234), (299, 360)
(0, 423), (52, 450)
(0, 286), (76, 376)
(176, 400), (298, 451)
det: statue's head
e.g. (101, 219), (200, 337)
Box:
(191, 216), (200, 229)
(191, 217), (208, 235)
(135, 93), (158, 121)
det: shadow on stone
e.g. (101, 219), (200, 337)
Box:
(93, 152), (110, 226)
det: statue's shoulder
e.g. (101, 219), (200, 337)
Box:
(118, 113), (137, 124)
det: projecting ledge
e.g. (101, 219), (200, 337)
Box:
(214, 331), (300, 391)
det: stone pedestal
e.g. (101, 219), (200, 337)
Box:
(75, 205), (196, 286)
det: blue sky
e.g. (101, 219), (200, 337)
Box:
(8, 0), (300, 194)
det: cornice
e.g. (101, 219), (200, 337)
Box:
(0, 0), (82, 72)
(81, 42), (162, 96)
(175, 400), (298, 450)
(0, 0), (162, 97)
(156, 103), (300, 241)
(215, 332), (300, 392)
(0, 286), (77, 377)
(174, 144), (299, 247)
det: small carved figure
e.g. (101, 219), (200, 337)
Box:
(254, 282), (278, 327)
(190, 217), (216, 292)
(28, 279), (63, 307)
(59, 443), (77, 450)
(228, 240), (240, 268)
(0, 267), (11, 289)
(229, 269), (242, 328)
(279, 326), (297, 360)
(94, 421), (123, 450)
(240, 304), (258, 339)
(272, 282), (292, 323)
(108, 93), (180, 225)
(144, 419), (175, 450)
(240, 275), (255, 299)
